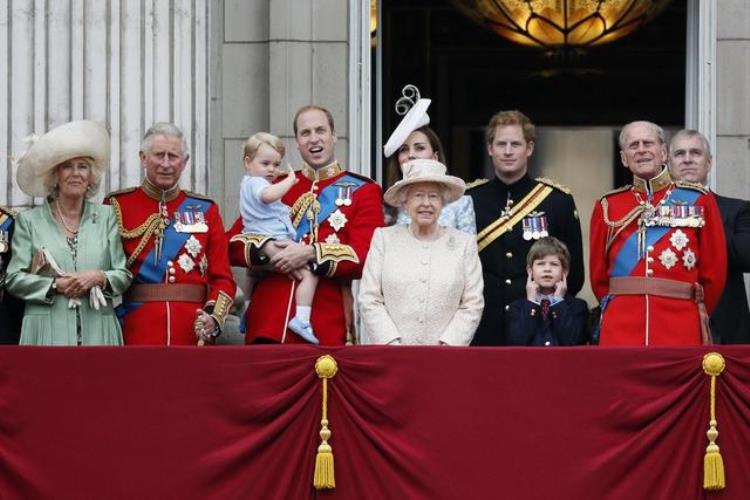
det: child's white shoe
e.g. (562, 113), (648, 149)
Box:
(288, 317), (320, 344)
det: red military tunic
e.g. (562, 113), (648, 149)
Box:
(227, 161), (384, 345)
(589, 168), (726, 345)
(108, 181), (236, 345)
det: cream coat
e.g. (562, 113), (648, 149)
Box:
(359, 225), (484, 345)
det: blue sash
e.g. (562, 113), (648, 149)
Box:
(294, 174), (366, 241)
(611, 187), (701, 277)
(0, 213), (12, 232)
(118, 196), (211, 319)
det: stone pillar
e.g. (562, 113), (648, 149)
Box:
(716, 1), (750, 199)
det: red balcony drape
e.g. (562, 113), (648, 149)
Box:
(1, 346), (749, 499)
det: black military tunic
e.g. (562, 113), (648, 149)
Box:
(468, 175), (584, 346)
(0, 206), (23, 344)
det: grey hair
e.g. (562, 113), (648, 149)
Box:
(398, 182), (449, 208)
(669, 129), (712, 157)
(618, 121), (665, 149)
(141, 122), (188, 156)
(43, 157), (102, 199)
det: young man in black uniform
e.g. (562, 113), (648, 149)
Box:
(467, 110), (584, 345)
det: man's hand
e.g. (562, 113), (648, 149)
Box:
(194, 308), (219, 344)
(269, 241), (314, 278)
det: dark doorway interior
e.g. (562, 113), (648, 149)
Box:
(380, 0), (686, 185)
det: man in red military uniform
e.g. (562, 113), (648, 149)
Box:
(108, 123), (236, 345)
(590, 121), (726, 345)
(227, 105), (383, 345)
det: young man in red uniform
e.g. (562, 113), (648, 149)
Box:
(108, 123), (236, 345)
(227, 106), (384, 345)
(589, 121), (726, 345)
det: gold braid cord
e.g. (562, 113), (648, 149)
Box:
(702, 352), (726, 491)
(313, 355), (338, 490)
(109, 197), (161, 267)
(291, 192), (316, 229)
(600, 197), (643, 254)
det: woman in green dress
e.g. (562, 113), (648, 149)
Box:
(6, 120), (132, 345)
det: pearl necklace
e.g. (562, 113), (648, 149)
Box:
(55, 201), (81, 235)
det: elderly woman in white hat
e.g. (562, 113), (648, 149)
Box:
(383, 86), (476, 233)
(359, 159), (484, 345)
(5, 120), (132, 345)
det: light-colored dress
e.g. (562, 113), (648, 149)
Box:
(358, 224), (484, 345)
(396, 195), (476, 234)
(6, 200), (132, 345)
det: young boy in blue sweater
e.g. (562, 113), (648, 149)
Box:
(506, 237), (588, 346)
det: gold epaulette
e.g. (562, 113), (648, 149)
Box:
(675, 180), (708, 194)
(600, 185), (631, 199)
(535, 177), (571, 194)
(185, 191), (215, 202)
(105, 186), (137, 198)
(0, 206), (17, 217)
(465, 178), (489, 190)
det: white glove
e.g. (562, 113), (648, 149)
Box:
(89, 286), (107, 311)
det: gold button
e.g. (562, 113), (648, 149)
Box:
(505, 305), (510, 311)
(647, 246), (654, 252)
(168, 276), (176, 283)
(647, 257), (654, 263)
(168, 268), (176, 275)
(505, 279), (512, 285)
(646, 269), (654, 275)
(505, 252), (513, 259)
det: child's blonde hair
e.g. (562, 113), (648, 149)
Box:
(243, 132), (285, 160)
(526, 236), (570, 271)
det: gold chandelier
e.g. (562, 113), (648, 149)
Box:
(450, 0), (672, 50)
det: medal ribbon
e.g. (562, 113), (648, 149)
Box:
(294, 174), (366, 241)
(476, 184), (553, 252)
(135, 197), (211, 284)
(611, 187), (701, 277)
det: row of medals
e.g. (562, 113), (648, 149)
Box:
(639, 204), (706, 228)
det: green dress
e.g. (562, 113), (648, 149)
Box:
(5, 199), (132, 345)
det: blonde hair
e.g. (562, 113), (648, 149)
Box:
(44, 156), (102, 198)
(243, 132), (285, 160)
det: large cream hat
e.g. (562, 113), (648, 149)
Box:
(383, 159), (466, 207)
(383, 84), (431, 158)
(16, 120), (110, 198)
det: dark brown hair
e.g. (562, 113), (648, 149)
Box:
(384, 126), (445, 190)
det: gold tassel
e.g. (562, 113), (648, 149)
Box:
(314, 355), (338, 490)
(702, 352), (726, 491)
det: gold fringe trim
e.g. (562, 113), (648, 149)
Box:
(313, 355), (338, 490)
(702, 352), (726, 491)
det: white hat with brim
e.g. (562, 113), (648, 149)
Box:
(16, 120), (110, 198)
(383, 98), (431, 158)
(383, 158), (466, 207)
